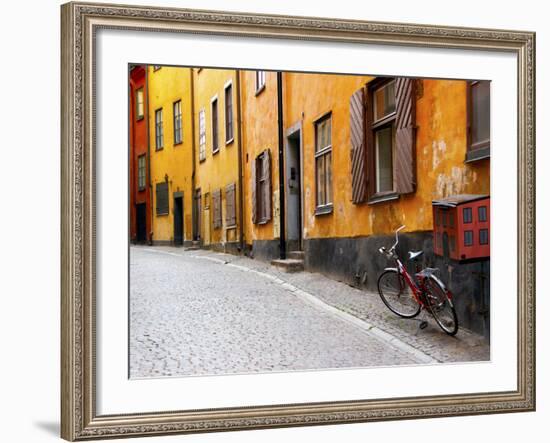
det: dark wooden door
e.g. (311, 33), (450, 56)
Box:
(193, 189), (201, 241)
(136, 203), (147, 243)
(173, 196), (183, 245)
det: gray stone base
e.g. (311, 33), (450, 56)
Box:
(304, 232), (490, 339)
(208, 241), (242, 255)
(248, 239), (280, 262)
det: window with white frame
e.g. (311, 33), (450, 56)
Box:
(224, 83), (234, 143)
(137, 154), (146, 191)
(198, 109), (206, 161)
(136, 88), (144, 120)
(372, 80), (396, 193)
(211, 97), (219, 154)
(173, 100), (182, 144)
(314, 114), (332, 210)
(155, 108), (164, 150)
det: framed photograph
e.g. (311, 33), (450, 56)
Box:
(61, 1), (535, 440)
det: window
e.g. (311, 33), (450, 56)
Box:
(211, 98), (219, 154)
(137, 155), (146, 191)
(478, 205), (487, 222)
(198, 109), (206, 161)
(173, 100), (182, 144)
(464, 230), (474, 246)
(463, 207), (473, 223)
(224, 84), (234, 143)
(467, 80), (490, 161)
(253, 150), (271, 224)
(136, 88), (144, 120)
(365, 77), (416, 202)
(255, 71), (266, 93)
(315, 114), (332, 212)
(479, 228), (489, 245)
(155, 108), (163, 150)
(156, 182), (169, 215)
(372, 80), (396, 194)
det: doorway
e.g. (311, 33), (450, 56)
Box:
(285, 127), (302, 251)
(136, 202), (147, 243)
(173, 193), (184, 246)
(193, 188), (201, 241)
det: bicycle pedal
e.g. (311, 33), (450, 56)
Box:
(419, 321), (428, 330)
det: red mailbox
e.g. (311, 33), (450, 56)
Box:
(432, 194), (490, 262)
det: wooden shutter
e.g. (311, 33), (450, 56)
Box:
(156, 182), (169, 215)
(225, 183), (236, 227)
(213, 189), (222, 229)
(251, 158), (257, 224)
(350, 87), (367, 203)
(394, 78), (416, 194)
(263, 150), (272, 222)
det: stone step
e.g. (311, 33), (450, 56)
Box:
(270, 258), (304, 273)
(185, 241), (201, 251)
(287, 250), (305, 260)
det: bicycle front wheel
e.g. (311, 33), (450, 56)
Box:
(377, 270), (421, 318)
(424, 276), (459, 336)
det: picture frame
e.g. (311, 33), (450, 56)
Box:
(60, 1), (535, 441)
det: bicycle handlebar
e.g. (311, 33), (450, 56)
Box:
(379, 225), (406, 258)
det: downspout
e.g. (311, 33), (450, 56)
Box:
(190, 69), (197, 242)
(277, 71), (286, 259)
(145, 66), (153, 245)
(236, 71), (245, 253)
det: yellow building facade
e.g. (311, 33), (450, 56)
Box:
(148, 66), (194, 245)
(192, 68), (242, 252)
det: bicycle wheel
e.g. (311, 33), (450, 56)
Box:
(377, 270), (421, 318)
(424, 276), (458, 336)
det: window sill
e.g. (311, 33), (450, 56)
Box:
(136, 116), (144, 122)
(199, 157), (206, 163)
(138, 187), (146, 192)
(225, 138), (234, 146)
(368, 192), (399, 205)
(155, 147), (163, 151)
(255, 85), (266, 97)
(156, 212), (169, 217)
(465, 146), (490, 163)
(314, 204), (333, 216)
(173, 141), (183, 147)
(257, 218), (270, 225)
(225, 224), (237, 230)
(212, 148), (220, 156)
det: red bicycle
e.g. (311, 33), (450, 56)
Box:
(377, 226), (458, 336)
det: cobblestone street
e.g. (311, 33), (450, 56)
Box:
(130, 246), (489, 378)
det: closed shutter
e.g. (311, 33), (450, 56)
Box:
(213, 189), (222, 229)
(156, 182), (169, 215)
(394, 78), (416, 194)
(251, 158), (257, 224)
(225, 183), (236, 227)
(350, 87), (368, 203)
(262, 150), (272, 222)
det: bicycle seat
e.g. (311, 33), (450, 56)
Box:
(408, 250), (424, 261)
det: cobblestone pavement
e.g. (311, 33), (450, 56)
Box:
(130, 246), (489, 378)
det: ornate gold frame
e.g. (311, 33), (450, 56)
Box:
(60, 2), (536, 440)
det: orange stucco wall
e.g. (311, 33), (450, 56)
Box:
(280, 74), (490, 240)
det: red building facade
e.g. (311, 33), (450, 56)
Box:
(129, 65), (151, 243)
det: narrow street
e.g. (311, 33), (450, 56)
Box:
(130, 246), (489, 378)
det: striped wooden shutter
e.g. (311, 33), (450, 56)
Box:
(263, 150), (272, 221)
(349, 87), (367, 203)
(251, 158), (257, 224)
(213, 189), (222, 229)
(225, 183), (236, 226)
(394, 78), (417, 194)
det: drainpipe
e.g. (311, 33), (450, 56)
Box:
(236, 71), (245, 253)
(277, 71), (286, 260)
(190, 69), (197, 243)
(145, 66), (153, 245)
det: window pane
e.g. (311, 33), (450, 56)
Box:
(464, 230), (474, 246)
(463, 207), (472, 223)
(325, 152), (332, 204)
(316, 117), (331, 152)
(374, 81), (396, 121)
(479, 228), (489, 245)
(316, 155), (325, 205)
(375, 126), (393, 192)
(478, 205), (487, 222)
(471, 81), (490, 146)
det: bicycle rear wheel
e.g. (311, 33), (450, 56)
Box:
(424, 276), (458, 336)
(377, 270), (421, 318)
